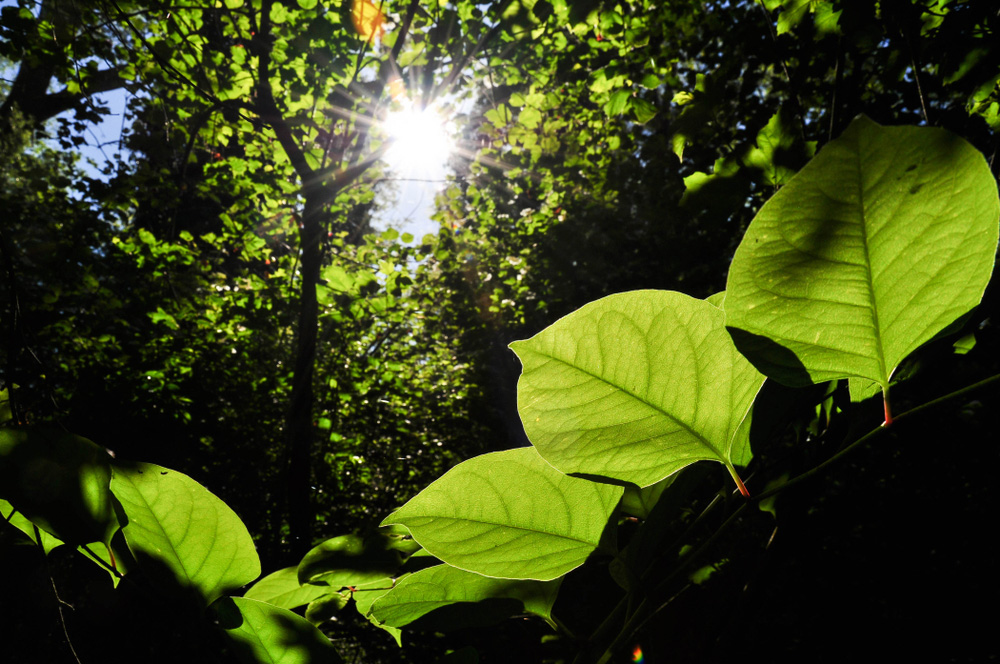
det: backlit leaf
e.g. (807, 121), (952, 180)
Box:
(369, 564), (561, 629)
(381, 447), (622, 581)
(725, 116), (999, 406)
(511, 291), (765, 492)
(297, 532), (416, 587)
(244, 567), (332, 610)
(213, 597), (342, 663)
(111, 462), (261, 605)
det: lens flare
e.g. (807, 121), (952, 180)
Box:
(383, 102), (454, 175)
(632, 645), (644, 663)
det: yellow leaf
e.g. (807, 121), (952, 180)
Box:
(352, 0), (386, 41)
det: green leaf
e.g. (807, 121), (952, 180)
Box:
(213, 597), (342, 664)
(369, 564), (561, 630)
(381, 447), (622, 581)
(0, 427), (116, 546)
(742, 110), (809, 185)
(519, 107), (542, 130)
(244, 567), (332, 610)
(297, 533), (416, 587)
(511, 291), (765, 492)
(111, 462), (261, 605)
(604, 90), (632, 117)
(631, 98), (657, 124)
(1, 498), (65, 553)
(438, 647), (479, 664)
(352, 576), (404, 646)
(953, 333), (976, 355)
(725, 116), (999, 401)
(304, 592), (350, 625)
(620, 475), (674, 520)
(776, 0), (810, 35)
(0, 388), (11, 425)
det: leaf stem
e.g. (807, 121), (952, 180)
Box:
(80, 543), (123, 578)
(882, 385), (893, 427)
(725, 463), (751, 498)
(755, 371), (1000, 503)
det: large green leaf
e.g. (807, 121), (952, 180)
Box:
(0, 426), (116, 546)
(725, 116), (999, 406)
(381, 447), (622, 581)
(111, 462), (261, 605)
(244, 567), (333, 610)
(213, 597), (342, 664)
(369, 564), (561, 630)
(511, 291), (765, 492)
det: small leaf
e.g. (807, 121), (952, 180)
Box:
(381, 447), (622, 581)
(511, 291), (765, 492)
(631, 98), (657, 124)
(305, 592), (350, 625)
(213, 597), (343, 664)
(953, 333), (976, 355)
(353, 576), (403, 646)
(620, 475), (675, 520)
(604, 90), (632, 117)
(438, 647), (479, 664)
(369, 564), (561, 630)
(518, 107), (542, 130)
(111, 462), (261, 605)
(725, 116), (999, 403)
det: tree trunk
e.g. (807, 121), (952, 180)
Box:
(285, 186), (324, 556)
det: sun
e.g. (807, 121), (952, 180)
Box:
(382, 101), (455, 177)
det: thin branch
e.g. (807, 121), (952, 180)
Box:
(41, 530), (83, 664)
(756, 371), (1000, 502)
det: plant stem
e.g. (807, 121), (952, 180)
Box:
(80, 543), (123, 578)
(595, 504), (749, 664)
(882, 385), (893, 426)
(755, 371), (1000, 503)
(726, 463), (751, 497)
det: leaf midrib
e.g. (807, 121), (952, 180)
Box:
(391, 514), (600, 548)
(854, 146), (889, 387)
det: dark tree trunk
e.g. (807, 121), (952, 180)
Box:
(285, 187), (325, 556)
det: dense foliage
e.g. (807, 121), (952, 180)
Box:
(3, 1), (1000, 663)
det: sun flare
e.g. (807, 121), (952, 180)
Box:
(383, 102), (455, 176)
